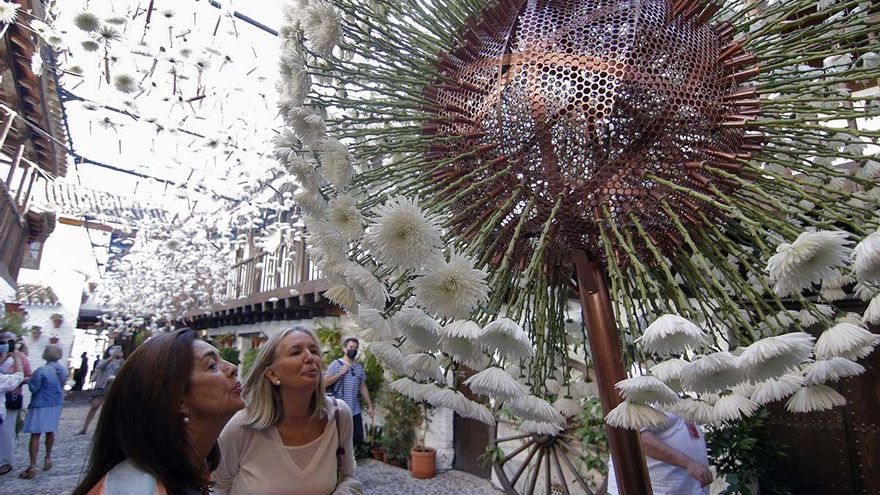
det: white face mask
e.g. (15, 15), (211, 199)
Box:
(0, 344), (8, 354)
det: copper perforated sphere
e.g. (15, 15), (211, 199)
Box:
(423, 0), (760, 267)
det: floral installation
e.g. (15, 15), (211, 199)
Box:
(275, 0), (880, 438)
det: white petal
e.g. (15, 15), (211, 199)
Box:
(356, 306), (397, 342)
(344, 265), (389, 309)
(852, 230), (880, 284)
(669, 398), (714, 424)
(712, 393), (759, 424)
(441, 320), (483, 339)
(520, 420), (564, 435)
(786, 384), (847, 413)
(553, 397), (583, 418)
(508, 395), (565, 424)
(461, 401), (496, 426)
(605, 401), (669, 430)
(324, 284), (357, 314)
(404, 353), (446, 383)
(389, 377), (428, 401)
(863, 294), (880, 325)
(480, 317), (534, 359)
(802, 357), (865, 385)
(369, 342), (406, 374)
(614, 375), (679, 406)
(815, 322), (879, 360)
(680, 352), (744, 394)
(649, 358), (689, 391)
(635, 314), (709, 356)
(737, 333), (814, 382)
(750, 375), (804, 405)
(393, 308), (440, 351)
(464, 367), (528, 401)
(767, 230), (853, 296)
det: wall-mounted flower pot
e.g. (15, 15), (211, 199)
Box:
(410, 447), (436, 479)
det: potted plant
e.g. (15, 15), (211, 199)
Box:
(379, 389), (421, 469)
(410, 401), (436, 479)
(50, 313), (64, 328)
(367, 423), (385, 461)
(30, 325), (42, 340)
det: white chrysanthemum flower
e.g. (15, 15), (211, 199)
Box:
(480, 317), (534, 360)
(669, 397), (714, 424)
(441, 320), (482, 339)
(508, 395), (565, 424)
(412, 251), (489, 319)
(853, 230), (880, 284)
(307, 220), (347, 262)
(404, 353), (445, 383)
(461, 402), (496, 426)
(649, 358), (689, 391)
(680, 352), (744, 395)
(439, 335), (481, 363)
(425, 387), (470, 412)
(864, 294), (880, 325)
(73, 11), (100, 31)
(569, 380), (597, 400)
(750, 374), (804, 405)
(355, 306), (397, 342)
(318, 138), (353, 190)
(300, 1), (340, 57)
(635, 314), (710, 356)
(614, 376), (679, 406)
(798, 304), (834, 327)
(605, 401), (669, 430)
(0, 1), (19, 24)
(326, 195), (363, 240)
(713, 393), (759, 424)
(113, 74), (138, 93)
(786, 384), (847, 413)
(553, 397), (582, 418)
(294, 188), (327, 217)
(802, 357), (865, 385)
(545, 379), (562, 396)
(731, 382), (756, 398)
(520, 420), (564, 435)
(367, 196), (443, 271)
(464, 367), (528, 401)
(815, 321), (879, 360)
(324, 284), (357, 314)
(289, 107), (326, 150)
(369, 342), (406, 374)
(854, 282), (876, 302)
(766, 230), (853, 297)
(287, 158), (321, 190)
(389, 377), (430, 402)
(393, 308), (440, 351)
(344, 264), (388, 309)
(820, 286), (847, 302)
(737, 332), (815, 382)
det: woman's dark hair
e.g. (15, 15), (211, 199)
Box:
(73, 329), (219, 495)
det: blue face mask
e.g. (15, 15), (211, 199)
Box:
(0, 344), (8, 354)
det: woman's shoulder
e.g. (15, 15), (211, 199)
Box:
(94, 459), (161, 495)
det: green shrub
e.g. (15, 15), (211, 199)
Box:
(0, 313), (26, 336)
(220, 347), (240, 366)
(241, 347), (260, 378)
(379, 389), (422, 463)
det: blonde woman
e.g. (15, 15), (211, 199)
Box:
(214, 327), (362, 495)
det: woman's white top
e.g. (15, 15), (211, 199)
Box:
(214, 396), (363, 495)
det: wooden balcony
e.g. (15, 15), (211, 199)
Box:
(226, 239), (322, 300)
(0, 180), (27, 288)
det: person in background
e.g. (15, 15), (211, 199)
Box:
(73, 328), (244, 495)
(78, 349), (124, 435)
(0, 334), (31, 475)
(214, 327), (362, 495)
(73, 352), (89, 391)
(0, 341), (28, 476)
(19, 344), (68, 479)
(606, 412), (713, 495)
(324, 338), (374, 449)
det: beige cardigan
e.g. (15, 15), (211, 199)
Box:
(213, 396), (363, 495)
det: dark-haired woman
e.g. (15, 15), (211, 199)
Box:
(73, 329), (245, 495)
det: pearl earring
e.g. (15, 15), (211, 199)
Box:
(275, 380), (281, 385)
(183, 416), (190, 424)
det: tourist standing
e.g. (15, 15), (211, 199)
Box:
(78, 349), (124, 435)
(324, 337), (374, 449)
(0, 334), (31, 475)
(72, 352), (89, 391)
(73, 328), (245, 495)
(19, 344), (68, 479)
(214, 327), (362, 495)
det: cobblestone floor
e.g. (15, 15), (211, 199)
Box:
(0, 393), (502, 494)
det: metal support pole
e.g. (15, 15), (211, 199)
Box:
(572, 250), (652, 495)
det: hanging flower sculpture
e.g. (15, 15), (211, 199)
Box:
(278, 0), (880, 443)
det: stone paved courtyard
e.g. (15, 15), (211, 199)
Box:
(0, 393), (502, 494)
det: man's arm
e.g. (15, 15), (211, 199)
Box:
(324, 360), (350, 387)
(359, 380), (373, 417)
(640, 430), (713, 487)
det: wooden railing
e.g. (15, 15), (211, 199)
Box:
(225, 238), (323, 300)
(0, 179), (28, 287)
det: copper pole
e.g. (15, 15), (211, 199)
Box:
(572, 250), (652, 495)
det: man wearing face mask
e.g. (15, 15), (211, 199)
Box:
(325, 337), (373, 449)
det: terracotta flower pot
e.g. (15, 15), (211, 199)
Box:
(410, 447), (436, 479)
(370, 447), (386, 462)
(52, 319), (62, 328)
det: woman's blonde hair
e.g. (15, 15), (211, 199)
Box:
(242, 326), (327, 429)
